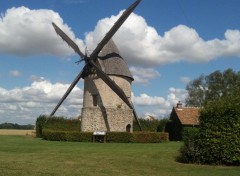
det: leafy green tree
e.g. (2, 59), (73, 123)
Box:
(186, 68), (240, 107)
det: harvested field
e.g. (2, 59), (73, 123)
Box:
(0, 129), (35, 136)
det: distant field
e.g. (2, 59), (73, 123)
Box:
(0, 129), (35, 136)
(0, 135), (239, 176)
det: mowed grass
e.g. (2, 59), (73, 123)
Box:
(0, 135), (239, 176)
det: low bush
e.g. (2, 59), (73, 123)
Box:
(35, 115), (81, 138)
(178, 127), (199, 163)
(42, 130), (169, 143)
(43, 116), (81, 131)
(106, 132), (132, 143)
(132, 132), (168, 143)
(35, 115), (47, 138)
(42, 129), (92, 142)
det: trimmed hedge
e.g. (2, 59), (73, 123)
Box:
(132, 132), (168, 143)
(42, 129), (92, 142)
(42, 130), (169, 143)
(106, 132), (132, 143)
(36, 115), (169, 143)
(35, 115), (81, 138)
(43, 116), (81, 131)
(36, 115), (47, 138)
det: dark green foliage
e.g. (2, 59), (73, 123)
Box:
(195, 93), (240, 165)
(42, 130), (169, 143)
(133, 119), (160, 131)
(42, 129), (92, 142)
(132, 132), (168, 143)
(35, 115), (47, 138)
(178, 127), (199, 163)
(43, 116), (81, 131)
(179, 92), (240, 165)
(37, 115), (169, 143)
(106, 132), (132, 143)
(186, 68), (240, 107)
(35, 115), (81, 138)
(0, 123), (34, 130)
(182, 127), (199, 142)
(157, 118), (171, 132)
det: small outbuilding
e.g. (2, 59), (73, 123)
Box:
(166, 101), (200, 141)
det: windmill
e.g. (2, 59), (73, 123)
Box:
(50, 0), (142, 132)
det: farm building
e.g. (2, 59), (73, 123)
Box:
(166, 102), (200, 141)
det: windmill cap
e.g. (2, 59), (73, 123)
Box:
(97, 39), (134, 81)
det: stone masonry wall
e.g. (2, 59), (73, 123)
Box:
(81, 107), (133, 132)
(81, 74), (134, 132)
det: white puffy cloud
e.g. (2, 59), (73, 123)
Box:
(85, 11), (240, 66)
(0, 79), (83, 124)
(132, 93), (165, 106)
(1, 6), (240, 66)
(0, 78), (187, 123)
(132, 87), (187, 118)
(129, 66), (160, 85)
(0, 6), (84, 56)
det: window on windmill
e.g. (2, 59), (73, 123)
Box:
(92, 94), (98, 107)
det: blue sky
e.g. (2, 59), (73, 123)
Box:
(0, 0), (240, 124)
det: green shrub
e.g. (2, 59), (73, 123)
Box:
(35, 115), (81, 138)
(179, 92), (240, 165)
(195, 93), (240, 165)
(178, 127), (199, 163)
(43, 116), (81, 131)
(35, 115), (47, 138)
(157, 118), (171, 132)
(42, 129), (92, 142)
(133, 119), (160, 131)
(42, 130), (169, 143)
(106, 132), (132, 143)
(132, 132), (168, 143)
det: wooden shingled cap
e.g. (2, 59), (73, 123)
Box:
(97, 39), (134, 80)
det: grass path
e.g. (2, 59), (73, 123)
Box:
(0, 135), (239, 176)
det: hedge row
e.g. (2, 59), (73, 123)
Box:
(36, 115), (81, 138)
(42, 130), (92, 142)
(42, 130), (169, 143)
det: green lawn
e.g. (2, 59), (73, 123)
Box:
(0, 135), (239, 176)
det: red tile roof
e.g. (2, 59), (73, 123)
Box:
(173, 107), (200, 125)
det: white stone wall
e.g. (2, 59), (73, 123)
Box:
(81, 74), (134, 132)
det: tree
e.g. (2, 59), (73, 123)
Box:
(186, 68), (240, 107)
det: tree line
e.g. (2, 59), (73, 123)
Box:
(0, 123), (34, 130)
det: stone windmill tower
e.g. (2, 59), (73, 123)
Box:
(50, 0), (142, 132)
(81, 39), (134, 132)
